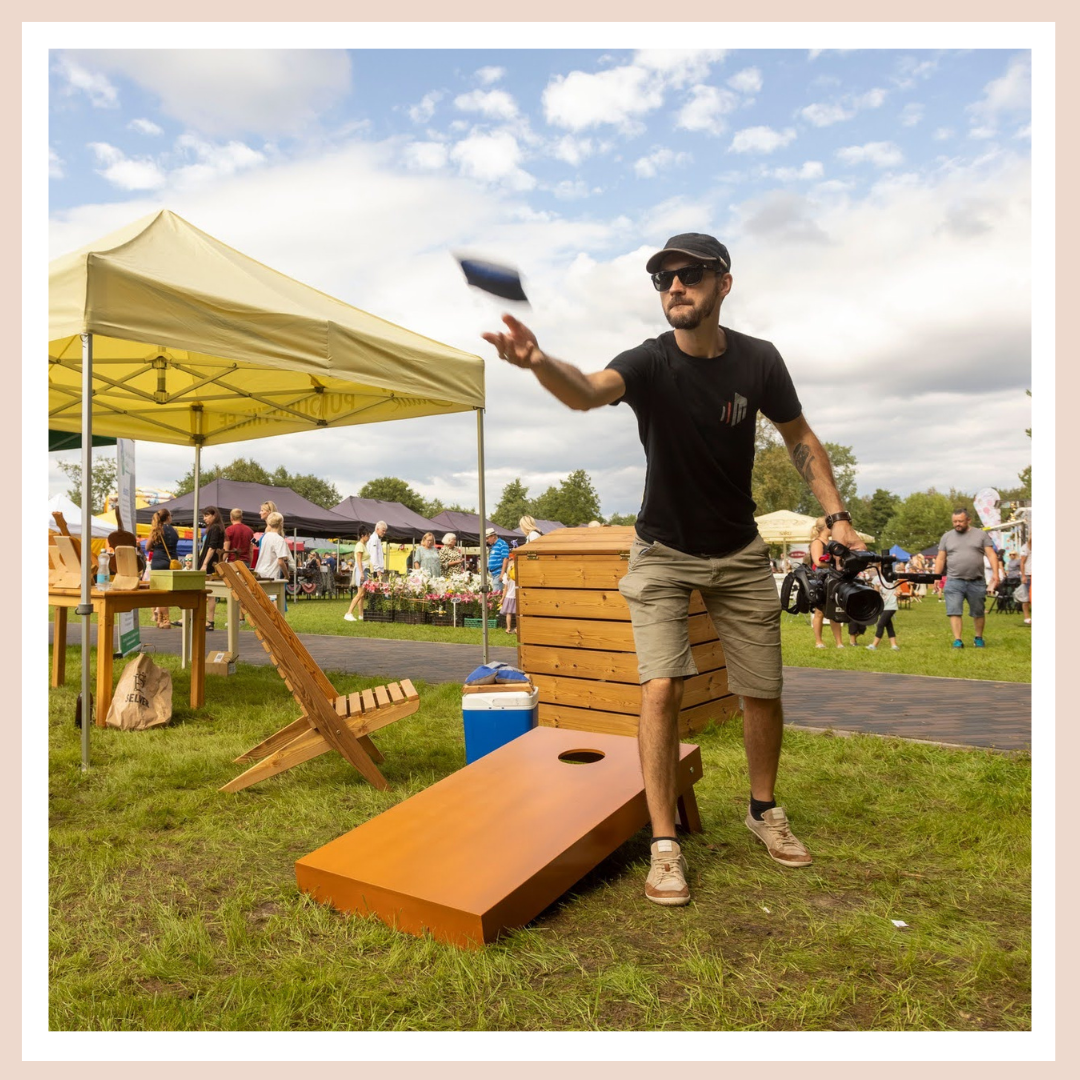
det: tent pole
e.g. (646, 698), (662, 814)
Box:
(191, 441), (202, 557)
(79, 333), (93, 770)
(476, 408), (489, 664)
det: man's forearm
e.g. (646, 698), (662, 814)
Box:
(530, 350), (606, 411)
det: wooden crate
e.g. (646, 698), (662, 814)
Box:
(516, 526), (740, 738)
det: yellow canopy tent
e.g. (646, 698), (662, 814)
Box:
(50, 210), (491, 767)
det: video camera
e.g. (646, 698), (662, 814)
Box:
(781, 541), (939, 625)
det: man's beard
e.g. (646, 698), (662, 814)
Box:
(665, 286), (719, 330)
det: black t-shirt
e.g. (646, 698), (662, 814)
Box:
(606, 327), (802, 555)
(199, 523), (225, 569)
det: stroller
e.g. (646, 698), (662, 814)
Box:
(991, 577), (1022, 614)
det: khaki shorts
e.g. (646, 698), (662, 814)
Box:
(618, 533), (783, 699)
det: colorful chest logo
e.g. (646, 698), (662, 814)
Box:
(721, 393), (748, 426)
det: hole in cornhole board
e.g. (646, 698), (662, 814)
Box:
(558, 749), (606, 765)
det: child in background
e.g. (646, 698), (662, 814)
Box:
(500, 553), (518, 634)
(866, 577), (901, 651)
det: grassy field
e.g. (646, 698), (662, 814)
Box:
(47, 650), (1031, 1031)
(120, 586), (1032, 683)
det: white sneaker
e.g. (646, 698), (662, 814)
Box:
(815, 643), (827, 649)
(891, 645), (901, 650)
(343, 613), (356, 622)
(866, 644), (877, 650)
(644, 839), (690, 906)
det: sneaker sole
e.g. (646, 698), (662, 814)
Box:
(744, 818), (813, 867)
(644, 888), (691, 906)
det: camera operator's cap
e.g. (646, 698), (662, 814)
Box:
(646, 233), (731, 274)
(485, 527), (496, 536)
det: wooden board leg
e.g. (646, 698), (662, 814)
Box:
(95, 608), (115, 727)
(227, 590), (240, 659)
(190, 593), (206, 708)
(676, 789), (703, 834)
(52, 606), (68, 687)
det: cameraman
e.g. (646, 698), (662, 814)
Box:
(484, 232), (865, 907)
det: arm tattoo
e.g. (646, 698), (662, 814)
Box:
(792, 442), (816, 485)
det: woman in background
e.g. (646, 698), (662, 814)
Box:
(439, 532), (465, 575)
(809, 517), (844, 649)
(198, 506), (226, 630)
(344, 527), (371, 622)
(147, 508), (180, 629)
(416, 531), (442, 577)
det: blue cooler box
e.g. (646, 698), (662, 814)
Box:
(462, 686), (539, 764)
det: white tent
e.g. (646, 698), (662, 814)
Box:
(47, 493), (113, 539)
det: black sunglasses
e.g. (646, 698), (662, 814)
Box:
(650, 263), (719, 292)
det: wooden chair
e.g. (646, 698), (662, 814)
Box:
(214, 560), (419, 793)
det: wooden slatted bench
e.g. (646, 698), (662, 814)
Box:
(214, 560), (420, 793)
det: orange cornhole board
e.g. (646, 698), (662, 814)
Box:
(296, 726), (703, 948)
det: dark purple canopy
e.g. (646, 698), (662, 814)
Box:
(332, 497), (444, 542)
(429, 511), (520, 546)
(135, 479), (356, 538)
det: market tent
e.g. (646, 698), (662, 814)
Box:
(531, 518), (566, 535)
(889, 544), (911, 561)
(50, 210), (497, 768)
(137, 479), (356, 538)
(47, 493), (113, 539)
(429, 511), (520, 546)
(331, 496), (444, 541)
(49, 210), (485, 447)
(754, 509), (874, 547)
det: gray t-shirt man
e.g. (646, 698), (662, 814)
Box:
(939, 524), (993, 580)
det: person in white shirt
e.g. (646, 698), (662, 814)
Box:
(367, 520), (388, 579)
(254, 512), (292, 581)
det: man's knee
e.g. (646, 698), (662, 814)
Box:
(641, 676), (684, 715)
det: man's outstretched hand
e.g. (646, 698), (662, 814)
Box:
(482, 314), (542, 369)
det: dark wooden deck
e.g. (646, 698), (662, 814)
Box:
(52, 624), (1031, 751)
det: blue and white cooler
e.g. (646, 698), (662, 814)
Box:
(461, 684), (539, 764)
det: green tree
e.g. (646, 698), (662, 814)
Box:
(57, 455), (118, 514)
(276, 470), (341, 510)
(532, 469), (602, 527)
(750, 425), (859, 518)
(491, 479), (532, 529)
(882, 489), (956, 553)
(607, 512), (638, 526)
(358, 477), (427, 514)
(862, 488), (900, 545)
(173, 456), (272, 496)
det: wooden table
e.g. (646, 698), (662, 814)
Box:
(206, 576), (286, 662)
(49, 585), (207, 726)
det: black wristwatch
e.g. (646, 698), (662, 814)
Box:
(825, 511), (852, 528)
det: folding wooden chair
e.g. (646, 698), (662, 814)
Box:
(214, 560), (419, 793)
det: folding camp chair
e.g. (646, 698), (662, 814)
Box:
(214, 560), (419, 793)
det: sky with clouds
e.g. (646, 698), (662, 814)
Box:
(46, 45), (1034, 518)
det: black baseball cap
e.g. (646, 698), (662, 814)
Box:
(645, 233), (731, 274)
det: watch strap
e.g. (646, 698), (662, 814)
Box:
(825, 511), (852, 528)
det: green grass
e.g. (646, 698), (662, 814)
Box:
(48, 650), (1031, 1031)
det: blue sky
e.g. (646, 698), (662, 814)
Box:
(47, 45), (1034, 517)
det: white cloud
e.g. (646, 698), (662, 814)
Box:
(767, 161), (825, 182)
(549, 135), (595, 167)
(968, 54), (1031, 124)
(836, 141), (904, 167)
(933, 127), (955, 141)
(900, 103), (924, 128)
(475, 66), (506, 86)
(727, 67), (762, 94)
(969, 126), (998, 141)
(729, 126), (797, 154)
(856, 87), (888, 109)
(53, 54), (118, 108)
(893, 56), (938, 89)
(87, 141), (124, 167)
(632, 49), (725, 89)
(59, 49), (351, 137)
(542, 64), (664, 132)
(550, 179), (592, 200)
(128, 117), (164, 137)
(676, 84), (740, 136)
(800, 102), (854, 127)
(49, 148), (64, 180)
(171, 134), (266, 187)
(453, 89), (519, 121)
(450, 130), (535, 190)
(408, 91), (443, 124)
(633, 147), (692, 179)
(402, 141), (449, 170)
